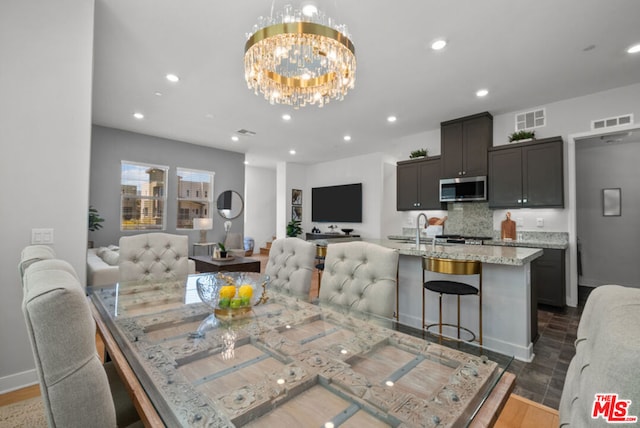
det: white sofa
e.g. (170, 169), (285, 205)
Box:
(559, 284), (640, 427)
(87, 245), (195, 287)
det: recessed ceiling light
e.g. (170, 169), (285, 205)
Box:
(431, 39), (447, 51)
(289, 149), (296, 155)
(205, 113), (214, 119)
(165, 73), (180, 83)
(282, 113), (292, 121)
(387, 115), (397, 123)
(154, 91), (163, 96)
(476, 89), (489, 97)
(628, 43), (640, 54)
(343, 135), (352, 142)
(302, 4), (318, 17)
(133, 112), (144, 119)
(231, 135), (239, 142)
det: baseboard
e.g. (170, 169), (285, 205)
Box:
(0, 369), (38, 395)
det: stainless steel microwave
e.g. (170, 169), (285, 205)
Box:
(439, 176), (487, 202)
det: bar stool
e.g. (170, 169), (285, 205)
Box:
(422, 257), (482, 345)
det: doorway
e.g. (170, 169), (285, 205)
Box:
(568, 125), (640, 303)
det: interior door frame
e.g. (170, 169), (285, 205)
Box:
(567, 123), (640, 307)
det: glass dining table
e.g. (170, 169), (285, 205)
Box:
(89, 273), (514, 427)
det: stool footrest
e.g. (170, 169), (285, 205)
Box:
(425, 323), (476, 343)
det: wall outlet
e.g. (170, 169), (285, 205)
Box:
(536, 218), (544, 228)
(32, 228), (54, 244)
(516, 217), (523, 226)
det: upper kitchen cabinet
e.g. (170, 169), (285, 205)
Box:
(397, 156), (443, 210)
(441, 112), (493, 178)
(488, 136), (564, 208)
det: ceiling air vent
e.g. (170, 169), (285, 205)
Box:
(591, 114), (633, 130)
(236, 129), (257, 137)
(515, 108), (546, 131)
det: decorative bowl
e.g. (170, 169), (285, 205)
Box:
(341, 228), (354, 235)
(196, 272), (269, 319)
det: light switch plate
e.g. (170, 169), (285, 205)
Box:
(32, 228), (54, 244)
(536, 218), (544, 227)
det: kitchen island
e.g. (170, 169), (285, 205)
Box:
(364, 239), (543, 361)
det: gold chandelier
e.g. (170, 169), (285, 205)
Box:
(244, 4), (356, 108)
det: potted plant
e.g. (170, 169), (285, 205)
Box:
(89, 206), (104, 232)
(286, 219), (303, 237)
(217, 242), (227, 258)
(508, 130), (535, 143)
(409, 148), (428, 159)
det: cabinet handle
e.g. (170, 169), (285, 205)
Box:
(523, 198), (528, 203)
(458, 171), (463, 176)
(517, 199), (522, 204)
(416, 202), (421, 207)
(462, 171), (466, 175)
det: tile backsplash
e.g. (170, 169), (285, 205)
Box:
(445, 202), (493, 237)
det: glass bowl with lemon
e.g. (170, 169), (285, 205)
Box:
(196, 272), (270, 319)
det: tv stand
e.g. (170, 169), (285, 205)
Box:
(305, 233), (360, 240)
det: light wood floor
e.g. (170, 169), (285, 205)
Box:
(1, 252), (559, 427)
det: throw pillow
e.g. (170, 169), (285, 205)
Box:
(100, 248), (120, 266)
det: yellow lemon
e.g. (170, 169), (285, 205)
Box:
(238, 285), (253, 299)
(219, 285), (236, 300)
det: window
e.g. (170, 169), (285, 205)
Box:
(120, 161), (168, 231)
(176, 167), (214, 229)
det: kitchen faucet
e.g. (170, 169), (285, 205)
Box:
(416, 213), (428, 247)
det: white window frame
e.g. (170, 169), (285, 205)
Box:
(176, 167), (215, 230)
(120, 161), (169, 231)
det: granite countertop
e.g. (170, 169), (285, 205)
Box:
(366, 239), (543, 266)
(388, 231), (569, 250)
(486, 238), (568, 250)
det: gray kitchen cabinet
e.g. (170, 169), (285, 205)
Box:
(396, 156), (443, 210)
(488, 136), (564, 208)
(441, 112), (493, 178)
(532, 248), (566, 307)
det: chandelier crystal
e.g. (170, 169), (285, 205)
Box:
(244, 4), (356, 108)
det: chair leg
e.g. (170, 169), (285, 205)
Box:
(438, 293), (443, 337)
(457, 295), (461, 340)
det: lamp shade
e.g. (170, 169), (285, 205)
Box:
(193, 218), (213, 230)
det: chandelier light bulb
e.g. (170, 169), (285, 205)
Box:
(244, 5), (356, 108)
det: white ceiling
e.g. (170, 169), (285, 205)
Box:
(92, 0), (640, 168)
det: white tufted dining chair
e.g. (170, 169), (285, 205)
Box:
(318, 241), (399, 318)
(118, 233), (190, 282)
(264, 237), (316, 300)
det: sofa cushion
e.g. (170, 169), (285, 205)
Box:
(559, 285), (640, 427)
(96, 247), (120, 266)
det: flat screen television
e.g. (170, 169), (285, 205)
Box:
(311, 183), (362, 223)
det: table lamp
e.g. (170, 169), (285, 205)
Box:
(193, 218), (213, 243)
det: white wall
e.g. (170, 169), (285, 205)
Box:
(302, 153), (387, 238)
(491, 83), (640, 235)
(245, 166), (276, 249)
(0, 0), (94, 393)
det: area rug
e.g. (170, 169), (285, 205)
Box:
(0, 396), (46, 427)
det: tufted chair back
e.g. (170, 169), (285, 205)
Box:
(22, 259), (119, 427)
(19, 245), (57, 282)
(119, 233), (190, 283)
(319, 241), (399, 318)
(264, 237), (316, 300)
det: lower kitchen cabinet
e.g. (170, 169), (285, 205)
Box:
(532, 248), (566, 307)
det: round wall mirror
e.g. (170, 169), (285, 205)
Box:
(217, 190), (244, 219)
